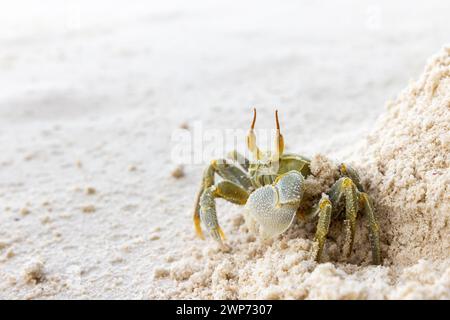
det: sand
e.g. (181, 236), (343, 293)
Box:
(149, 47), (450, 300)
(0, 1), (449, 299)
(359, 47), (450, 266)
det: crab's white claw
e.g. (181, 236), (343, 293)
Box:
(244, 171), (304, 239)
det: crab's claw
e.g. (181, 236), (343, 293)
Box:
(244, 171), (304, 239)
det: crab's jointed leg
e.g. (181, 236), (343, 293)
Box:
(227, 150), (250, 171)
(193, 160), (250, 243)
(297, 193), (333, 262)
(328, 177), (360, 258)
(339, 163), (382, 264)
(359, 192), (382, 265)
(214, 159), (253, 191)
(193, 165), (215, 239)
(326, 175), (382, 265)
(311, 196), (333, 261)
(339, 163), (364, 192)
(214, 181), (249, 205)
(199, 182), (249, 243)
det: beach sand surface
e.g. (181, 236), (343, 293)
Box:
(0, 0), (449, 299)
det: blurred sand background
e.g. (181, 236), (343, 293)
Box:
(0, 0), (449, 299)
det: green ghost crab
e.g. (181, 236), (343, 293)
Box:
(193, 109), (381, 264)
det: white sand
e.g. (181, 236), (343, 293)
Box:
(149, 47), (450, 300)
(359, 47), (450, 266)
(0, 0), (449, 299)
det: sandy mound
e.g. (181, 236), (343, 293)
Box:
(359, 47), (450, 266)
(150, 46), (450, 300)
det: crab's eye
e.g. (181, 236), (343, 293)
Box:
(247, 108), (261, 159)
(273, 110), (284, 159)
(247, 130), (257, 153)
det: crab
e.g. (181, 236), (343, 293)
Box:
(193, 109), (381, 264)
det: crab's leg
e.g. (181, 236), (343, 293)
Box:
(193, 160), (250, 242)
(193, 165), (216, 239)
(214, 180), (249, 204)
(339, 163), (364, 192)
(227, 150), (250, 171)
(193, 165), (214, 239)
(359, 192), (382, 265)
(199, 186), (224, 242)
(200, 181), (249, 243)
(309, 196), (333, 261)
(213, 159), (253, 191)
(193, 191), (204, 239)
(295, 193), (333, 262)
(329, 177), (360, 258)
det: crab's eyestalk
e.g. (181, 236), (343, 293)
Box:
(272, 110), (285, 161)
(247, 108), (261, 159)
